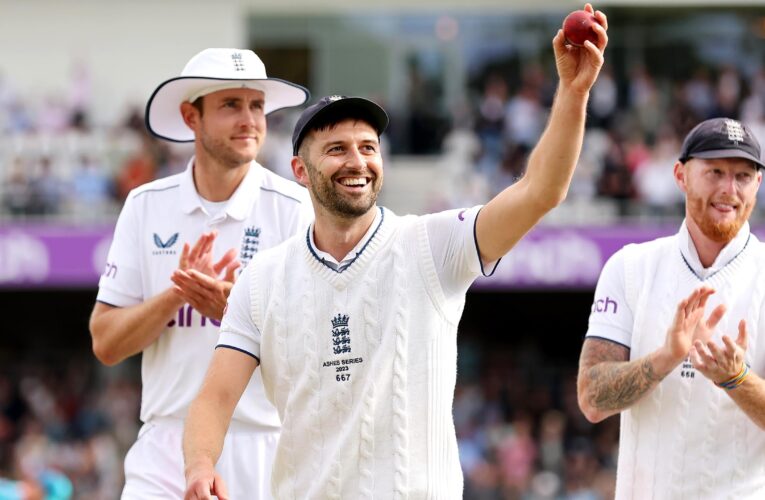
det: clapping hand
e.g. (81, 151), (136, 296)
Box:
(662, 287), (725, 365)
(691, 319), (748, 385)
(172, 231), (241, 321)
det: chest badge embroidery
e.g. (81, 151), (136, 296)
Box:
(240, 226), (261, 266)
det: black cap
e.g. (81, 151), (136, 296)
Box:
(679, 117), (764, 169)
(291, 95), (389, 155)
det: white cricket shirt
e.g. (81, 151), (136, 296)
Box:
(218, 206), (500, 498)
(97, 159), (313, 427)
(586, 221), (765, 499)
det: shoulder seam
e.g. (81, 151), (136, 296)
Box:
(259, 186), (303, 204)
(131, 184), (181, 199)
(584, 335), (631, 351)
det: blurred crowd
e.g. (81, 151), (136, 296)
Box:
(455, 333), (617, 500)
(0, 77), (191, 223)
(0, 337), (609, 499)
(2, 60), (765, 224)
(0, 358), (139, 500)
(421, 62), (765, 222)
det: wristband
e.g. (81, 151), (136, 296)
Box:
(715, 363), (750, 390)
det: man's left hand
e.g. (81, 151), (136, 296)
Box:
(172, 248), (241, 321)
(690, 319), (748, 384)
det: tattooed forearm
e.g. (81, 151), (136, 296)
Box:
(577, 338), (669, 420)
(587, 355), (661, 411)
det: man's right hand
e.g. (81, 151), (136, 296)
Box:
(179, 231), (240, 278)
(658, 287), (724, 373)
(172, 231), (241, 320)
(183, 349), (257, 500)
(184, 462), (229, 500)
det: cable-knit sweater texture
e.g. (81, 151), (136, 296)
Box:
(616, 234), (765, 500)
(250, 210), (465, 499)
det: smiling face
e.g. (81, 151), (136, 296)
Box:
(182, 87), (267, 169)
(675, 157), (762, 243)
(295, 119), (383, 219)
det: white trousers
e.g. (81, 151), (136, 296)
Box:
(121, 418), (278, 499)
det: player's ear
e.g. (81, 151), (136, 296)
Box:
(180, 101), (200, 131)
(673, 160), (688, 193)
(292, 156), (309, 187)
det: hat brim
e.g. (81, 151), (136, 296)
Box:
(145, 76), (309, 142)
(687, 149), (765, 170)
(293, 97), (389, 155)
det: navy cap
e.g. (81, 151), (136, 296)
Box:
(679, 117), (764, 169)
(292, 95), (389, 155)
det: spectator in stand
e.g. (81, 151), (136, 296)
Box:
(684, 67), (716, 120)
(475, 73), (508, 177)
(114, 141), (156, 201)
(596, 131), (636, 216)
(633, 130), (684, 217)
(70, 154), (113, 218)
(2, 158), (32, 216)
(628, 66), (663, 138)
(589, 64), (618, 129)
(503, 82), (545, 151)
(27, 156), (64, 216)
(714, 65), (742, 119)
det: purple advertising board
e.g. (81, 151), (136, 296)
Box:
(1, 223), (763, 289)
(473, 225), (678, 290)
(0, 224), (113, 288)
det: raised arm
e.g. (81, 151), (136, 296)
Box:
(476, 4), (607, 263)
(183, 348), (258, 500)
(578, 287), (722, 422)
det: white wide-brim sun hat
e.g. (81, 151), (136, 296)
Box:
(145, 48), (310, 142)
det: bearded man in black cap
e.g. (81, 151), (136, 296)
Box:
(183, 5), (609, 498)
(578, 117), (765, 499)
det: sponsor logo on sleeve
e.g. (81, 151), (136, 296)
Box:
(102, 262), (118, 279)
(591, 296), (618, 314)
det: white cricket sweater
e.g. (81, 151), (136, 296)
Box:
(249, 209), (466, 499)
(615, 233), (765, 499)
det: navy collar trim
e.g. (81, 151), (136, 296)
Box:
(680, 233), (751, 282)
(305, 207), (385, 274)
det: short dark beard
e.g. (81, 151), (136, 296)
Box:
(302, 156), (380, 218)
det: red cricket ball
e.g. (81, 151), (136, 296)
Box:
(562, 10), (600, 47)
